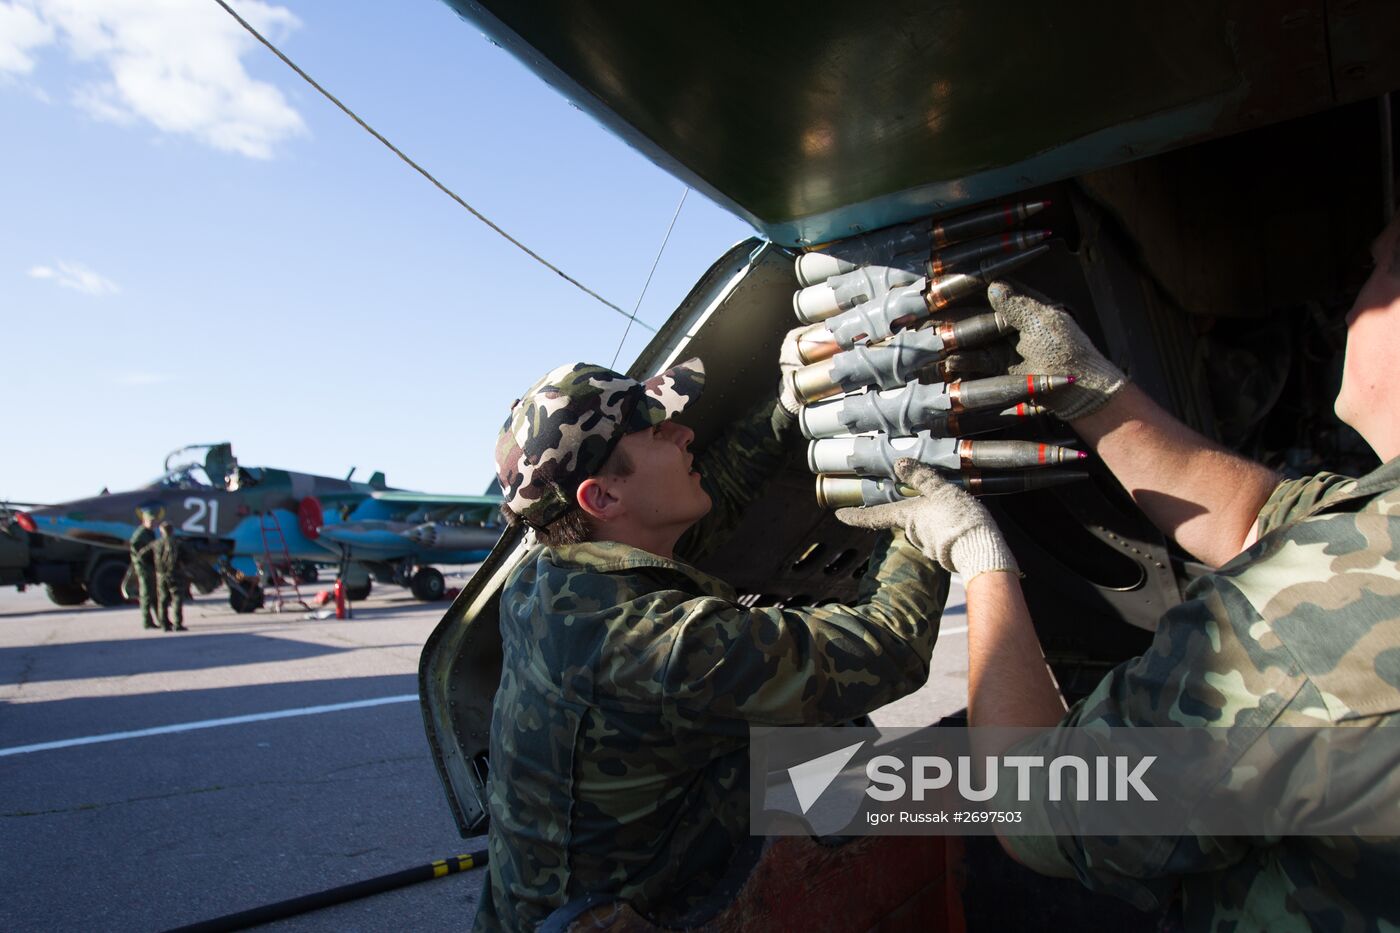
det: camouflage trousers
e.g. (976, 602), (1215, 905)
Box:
(157, 576), (185, 630)
(135, 567), (157, 628)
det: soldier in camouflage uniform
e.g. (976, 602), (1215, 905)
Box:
(480, 341), (950, 931)
(845, 217), (1400, 929)
(128, 506), (160, 630)
(154, 521), (188, 632)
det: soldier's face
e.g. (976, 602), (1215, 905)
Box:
(1335, 216), (1400, 460)
(609, 419), (712, 531)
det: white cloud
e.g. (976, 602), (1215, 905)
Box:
(0, 1), (52, 74)
(0, 0), (306, 159)
(29, 260), (120, 296)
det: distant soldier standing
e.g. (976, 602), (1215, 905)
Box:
(154, 520), (188, 632)
(128, 506), (160, 630)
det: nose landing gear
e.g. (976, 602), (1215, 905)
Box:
(409, 566), (446, 602)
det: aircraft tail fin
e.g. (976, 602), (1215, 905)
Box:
(369, 471), (387, 489)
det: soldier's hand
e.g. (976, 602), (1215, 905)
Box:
(835, 459), (1019, 580)
(988, 280), (1126, 420)
(777, 325), (808, 415)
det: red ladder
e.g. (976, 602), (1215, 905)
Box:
(258, 510), (309, 613)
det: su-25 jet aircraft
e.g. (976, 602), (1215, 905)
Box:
(16, 443), (502, 611)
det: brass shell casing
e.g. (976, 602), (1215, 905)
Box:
(795, 321), (841, 365)
(789, 359), (841, 405)
(813, 475), (917, 509)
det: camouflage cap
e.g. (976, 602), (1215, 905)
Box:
(495, 358), (706, 528)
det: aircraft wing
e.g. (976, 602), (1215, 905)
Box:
(370, 492), (502, 506)
(367, 490), (502, 524)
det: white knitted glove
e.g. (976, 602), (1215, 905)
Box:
(987, 280), (1126, 420)
(835, 459), (1019, 580)
(778, 325), (807, 416)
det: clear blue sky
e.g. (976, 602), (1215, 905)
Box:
(0, 0), (753, 503)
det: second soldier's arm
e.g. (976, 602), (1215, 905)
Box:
(989, 281), (1279, 567)
(1072, 384), (1280, 563)
(839, 460), (1066, 729)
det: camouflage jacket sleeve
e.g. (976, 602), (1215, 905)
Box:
(997, 476), (1400, 912)
(676, 398), (798, 564)
(1254, 470), (1356, 538)
(993, 566), (1271, 909)
(661, 531), (949, 726)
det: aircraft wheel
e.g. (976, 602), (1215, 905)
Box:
(88, 560), (130, 607)
(229, 585), (265, 614)
(46, 582), (88, 606)
(410, 567), (446, 602)
(292, 562), (319, 585)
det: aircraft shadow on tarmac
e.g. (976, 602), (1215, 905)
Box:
(0, 633), (356, 684)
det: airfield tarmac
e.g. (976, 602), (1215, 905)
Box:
(0, 571), (967, 932)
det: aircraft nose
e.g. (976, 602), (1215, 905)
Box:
(18, 505), (60, 530)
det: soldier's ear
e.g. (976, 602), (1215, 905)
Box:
(576, 477), (622, 522)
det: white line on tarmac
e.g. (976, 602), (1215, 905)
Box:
(1, 624), (969, 759)
(0, 694), (419, 758)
